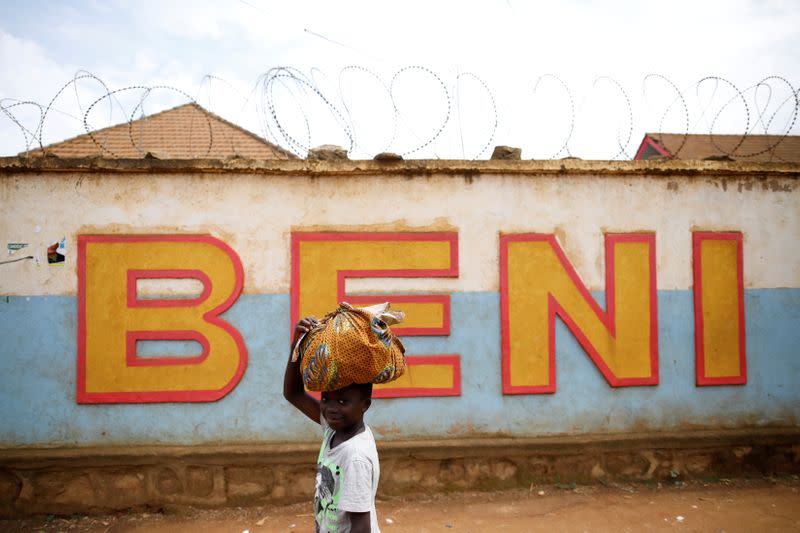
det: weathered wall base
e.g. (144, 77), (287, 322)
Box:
(1, 428), (798, 517)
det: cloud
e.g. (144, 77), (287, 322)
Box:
(0, 31), (72, 102)
(0, 30), (77, 154)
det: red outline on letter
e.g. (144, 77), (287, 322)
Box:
(374, 355), (461, 398)
(77, 234), (247, 403)
(500, 233), (659, 395)
(343, 294), (451, 336)
(127, 269), (212, 307)
(126, 330), (210, 366)
(692, 231), (747, 386)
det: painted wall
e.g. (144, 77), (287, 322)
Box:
(1, 160), (798, 447)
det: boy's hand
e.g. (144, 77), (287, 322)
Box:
(292, 316), (319, 352)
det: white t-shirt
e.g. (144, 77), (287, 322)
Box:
(314, 420), (381, 533)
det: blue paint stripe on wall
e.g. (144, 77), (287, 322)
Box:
(0, 290), (798, 446)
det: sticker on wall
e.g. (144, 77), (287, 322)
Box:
(7, 242), (29, 255)
(47, 238), (66, 265)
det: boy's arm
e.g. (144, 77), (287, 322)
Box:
(282, 317), (321, 424)
(348, 511), (370, 533)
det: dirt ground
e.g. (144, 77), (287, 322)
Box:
(3, 477), (799, 533)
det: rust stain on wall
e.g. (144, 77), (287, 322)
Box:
(289, 217), (458, 233)
(706, 176), (796, 194)
(552, 227), (568, 248)
(762, 179), (795, 192)
(76, 224), (238, 244)
(689, 224), (745, 233)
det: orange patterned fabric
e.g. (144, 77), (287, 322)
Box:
(298, 302), (406, 391)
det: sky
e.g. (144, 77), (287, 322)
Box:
(1, 0), (798, 159)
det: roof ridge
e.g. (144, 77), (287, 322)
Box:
(24, 102), (199, 155)
(638, 133), (800, 162)
(646, 132), (800, 139)
(22, 102), (295, 158)
(193, 103), (297, 159)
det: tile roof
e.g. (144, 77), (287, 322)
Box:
(22, 103), (296, 160)
(634, 133), (800, 163)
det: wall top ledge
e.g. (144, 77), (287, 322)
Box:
(1, 156), (798, 178)
(1, 426), (798, 466)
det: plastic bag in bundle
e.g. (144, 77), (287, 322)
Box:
(292, 302), (406, 391)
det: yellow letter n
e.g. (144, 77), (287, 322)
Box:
(500, 233), (658, 394)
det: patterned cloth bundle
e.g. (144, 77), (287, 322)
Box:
(292, 302), (406, 391)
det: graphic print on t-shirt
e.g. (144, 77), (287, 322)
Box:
(315, 456), (343, 532)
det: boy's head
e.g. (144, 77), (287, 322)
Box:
(320, 382), (372, 432)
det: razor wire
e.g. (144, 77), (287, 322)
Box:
(1, 69), (798, 161)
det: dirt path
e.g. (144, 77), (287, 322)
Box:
(4, 478), (799, 532)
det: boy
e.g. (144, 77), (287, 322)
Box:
(284, 316), (381, 533)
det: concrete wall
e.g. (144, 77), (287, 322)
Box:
(0, 158), (798, 449)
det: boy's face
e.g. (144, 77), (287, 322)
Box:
(320, 385), (370, 432)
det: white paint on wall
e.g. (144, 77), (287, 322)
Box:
(1, 171), (797, 295)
